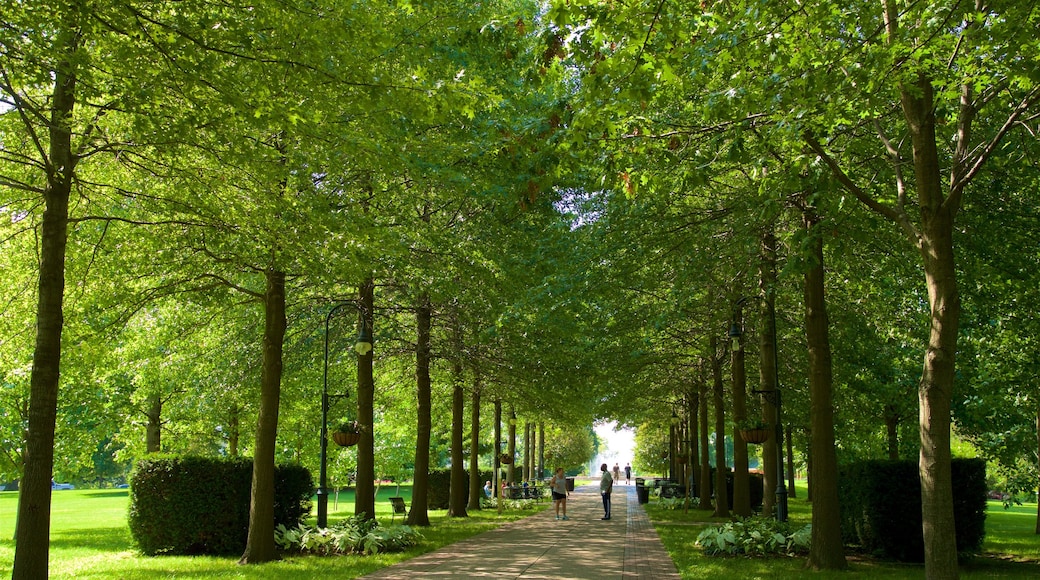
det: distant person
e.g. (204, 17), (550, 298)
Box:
(549, 467), (569, 520)
(484, 480), (493, 498)
(600, 463), (613, 520)
(612, 463), (621, 483)
(625, 463), (632, 485)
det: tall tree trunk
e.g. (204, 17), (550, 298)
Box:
(786, 426), (797, 498)
(884, 404), (900, 460)
(407, 293), (432, 526)
(711, 334), (729, 518)
(145, 395), (162, 453)
(731, 308), (751, 517)
(538, 423), (545, 480)
(227, 406), (240, 457)
(688, 389), (699, 501)
(698, 366), (712, 510)
(355, 279), (376, 520)
(13, 25), (77, 575)
(1035, 404), (1039, 535)
(802, 208), (847, 570)
(494, 400), (502, 514)
(524, 422), (532, 482)
(239, 269), (285, 564)
(759, 228), (779, 518)
(467, 381), (482, 511)
(507, 409), (516, 484)
(449, 354), (467, 517)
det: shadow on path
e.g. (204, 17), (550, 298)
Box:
(362, 483), (680, 579)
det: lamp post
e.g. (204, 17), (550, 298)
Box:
(318, 301), (372, 528)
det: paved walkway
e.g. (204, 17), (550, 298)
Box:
(362, 482), (681, 579)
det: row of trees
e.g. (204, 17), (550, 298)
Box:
(3, 1), (1039, 579)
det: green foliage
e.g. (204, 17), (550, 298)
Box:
(696, 516), (811, 557)
(127, 456), (312, 556)
(273, 515), (421, 556)
(838, 458), (988, 562)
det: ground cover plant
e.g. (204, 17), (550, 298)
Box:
(0, 486), (547, 579)
(647, 484), (1040, 579)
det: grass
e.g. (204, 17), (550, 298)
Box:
(646, 483), (1040, 579)
(0, 486), (548, 579)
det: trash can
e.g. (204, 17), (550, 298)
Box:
(565, 477), (575, 492)
(635, 478), (649, 504)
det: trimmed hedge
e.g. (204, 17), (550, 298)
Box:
(128, 455), (312, 555)
(426, 468), (494, 509)
(838, 458), (987, 562)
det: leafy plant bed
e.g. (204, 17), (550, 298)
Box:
(275, 515), (422, 555)
(696, 516), (811, 557)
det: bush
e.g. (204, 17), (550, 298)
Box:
(838, 458), (987, 562)
(128, 455), (312, 556)
(274, 515), (422, 555)
(696, 516), (811, 557)
(426, 468), (494, 509)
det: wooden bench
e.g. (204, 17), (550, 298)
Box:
(389, 496), (407, 523)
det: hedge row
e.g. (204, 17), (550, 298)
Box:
(838, 458), (987, 562)
(128, 455), (312, 556)
(426, 468), (494, 509)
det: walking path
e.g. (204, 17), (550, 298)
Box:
(361, 482), (681, 579)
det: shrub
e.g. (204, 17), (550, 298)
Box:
(838, 458), (987, 562)
(696, 516), (811, 557)
(274, 515), (422, 555)
(426, 468), (494, 509)
(128, 455), (312, 556)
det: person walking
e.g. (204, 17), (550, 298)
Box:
(550, 467), (569, 520)
(612, 463), (621, 484)
(599, 463), (613, 520)
(624, 463), (632, 485)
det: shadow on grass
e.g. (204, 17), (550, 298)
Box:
(83, 490), (130, 499)
(50, 526), (134, 552)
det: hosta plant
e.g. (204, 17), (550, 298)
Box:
(696, 516), (811, 557)
(274, 514), (421, 556)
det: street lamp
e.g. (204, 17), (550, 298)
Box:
(318, 301), (370, 528)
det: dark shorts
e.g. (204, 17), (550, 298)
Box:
(552, 491), (566, 501)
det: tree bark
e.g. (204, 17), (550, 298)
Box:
(802, 208), (847, 570)
(239, 269), (285, 564)
(1035, 404), (1039, 535)
(786, 425), (796, 498)
(448, 356), (467, 517)
(710, 334), (729, 518)
(688, 389), (699, 504)
(355, 279), (376, 520)
(227, 406), (240, 457)
(885, 404), (900, 460)
(507, 409), (517, 484)
(494, 400), (502, 514)
(407, 293), (432, 526)
(145, 394), (162, 453)
(13, 23), (78, 576)
(467, 383), (482, 511)
(698, 366), (712, 510)
(759, 228), (779, 518)
(538, 423), (545, 480)
(731, 308), (751, 517)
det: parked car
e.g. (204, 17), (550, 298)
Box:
(51, 482), (75, 490)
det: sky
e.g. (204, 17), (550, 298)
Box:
(591, 420), (635, 474)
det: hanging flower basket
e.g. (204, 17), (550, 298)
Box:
(332, 421), (361, 447)
(739, 428), (771, 444)
(499, 453), (514, 465)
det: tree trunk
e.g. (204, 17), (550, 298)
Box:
(13, 31), (77, 576)
(802, 209), (847, 570)
(407, 293), (432, 526)
(448, 357), (467, 517)
(494, 400), (502, 514)
(688, 389), (699, 502)
(355, 279), (376, 520)
(227, 406), (240, 457)
(786, 425), (796, 498)
(698, 366), (712, 510)
(884, 404), (900, 460)
(731, 308), (751, 517)
(507, 409), (517, 484)
(1035, 404), (1039, 535)
(759, 228), (779, 518)
(145, 394), (162, 453)
(467, 383), (482, 511)
(538, 423), (545, 480)
(239, 269), (285, 564)
(711, 334), (729, 518)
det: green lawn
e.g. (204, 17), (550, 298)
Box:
(647, 483), (1040, 579)
(0, 487), (546, 579)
